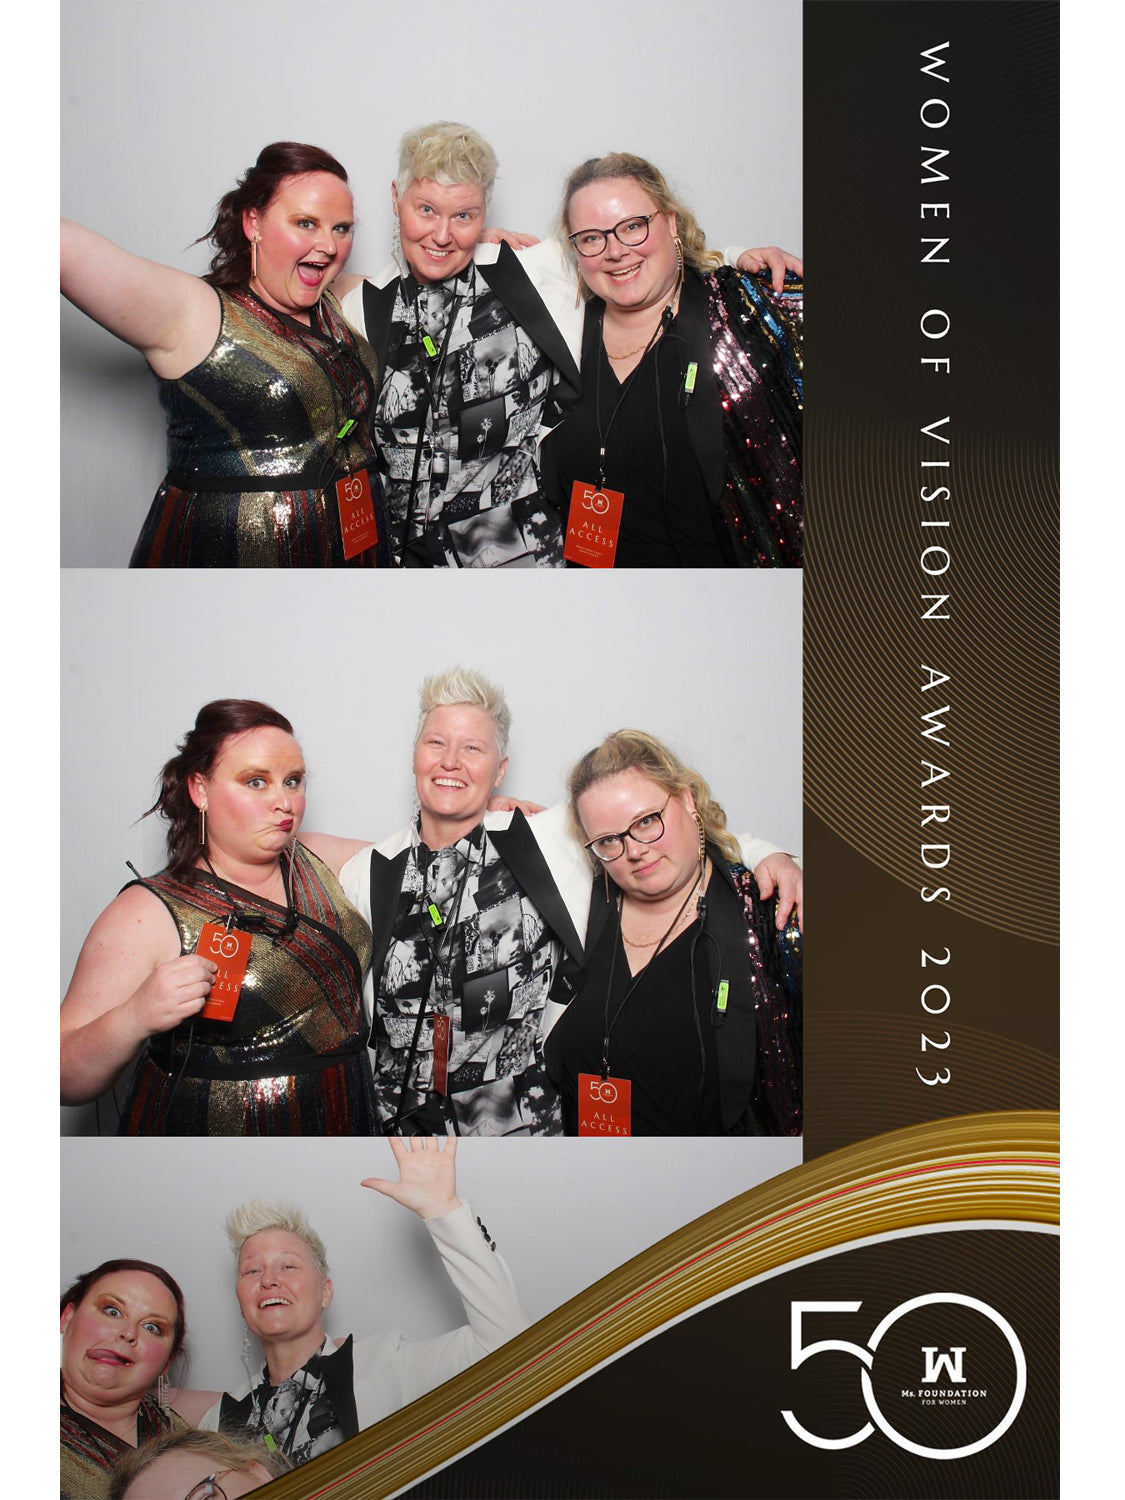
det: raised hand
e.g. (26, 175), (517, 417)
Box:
(362, 1137), (461, 1221)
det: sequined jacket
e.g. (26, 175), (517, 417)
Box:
(581, 850), (803, 1134)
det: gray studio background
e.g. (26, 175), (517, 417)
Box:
(61, 567), (802, 1134)
(61, 1135), (801, 1392)
(60, 0), (803, 565)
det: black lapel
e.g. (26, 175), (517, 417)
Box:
(676, 268), (726, 501)
(367, 848), (412, 1046)
(477, 243), (583, 409)
(219, 1389), (254, 1430)
(361, 278), (399, 372)
(488, 810), (586, 963)
(583, 861), (615, 958)
(318, 1336), (358, 1441)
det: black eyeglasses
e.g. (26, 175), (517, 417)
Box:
(568, 214), (660, 258)
(184, 1472), (235, 1500)
(584, 795), (673, 862)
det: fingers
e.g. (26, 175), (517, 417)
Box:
(360, 1176), (392, 1194)
(755, 866), (776, 900)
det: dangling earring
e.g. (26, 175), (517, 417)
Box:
(242, 1321), (252, 1367)
(674, 236), (685, 283)
(692, 809), (705, 864)
(157, 1372), (170, 1413)
(250, 236), (260, 279)
(199, 804), (207, 849)
(603, 865), (611, 902)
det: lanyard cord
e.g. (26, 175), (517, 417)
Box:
(593, 305), (671, 489)
(599, 861), (705, 1079)
(389, 837), (480, 1131)
(400, 278), (466, 555)
(253, 1369), (327, 1456)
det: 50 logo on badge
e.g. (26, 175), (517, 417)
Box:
(781, 1294), (1027, 1460)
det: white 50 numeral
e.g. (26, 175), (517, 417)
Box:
(780, 1296), (1027, 1460)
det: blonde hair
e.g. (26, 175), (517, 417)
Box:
(416, 667), (511, 756)
(224, 1200), (330, 1279)
(568, 729), (741, 866)
(559, 152), (723, 298)
(396, 121), (498, 203)
(108, 1428), (290, 1499)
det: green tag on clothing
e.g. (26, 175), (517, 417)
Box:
(684, 362), (698, 394)
(427, 902), (443, 927)
(422, 335), (438, 358)
(336, 418), (356, 439)
(716, 979), (729, 1013)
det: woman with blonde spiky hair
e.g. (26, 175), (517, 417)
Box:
(323, 669), (800, 1137)
(197, 1139), (527, 1467)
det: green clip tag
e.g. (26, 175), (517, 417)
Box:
(427, 902), (443, 927)
(336, 417), (356, 440)
(422, 334), (438, 358)
(263, 1433), (279, 1453)
(716, 979), (729, 1014)
(684, 361), (698, 395)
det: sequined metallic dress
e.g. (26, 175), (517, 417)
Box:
(60, 1392), (188, 1500)
(130, 287), (389, 567)
(544, 855), (802, 1135)
(117, 845), (376, 1135)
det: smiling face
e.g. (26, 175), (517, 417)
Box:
(567, 177), (679, 315)
(392, 177), (486, 283)
(235, 1230), (332, 1347)
(576, 768), (700, 904)
(60, 1271), (179, 1410)
(190, 726), (307, 871)
(413, 704), (508, 847)
(243, 171), (355, 322)
(124, 1451), (272, 1500)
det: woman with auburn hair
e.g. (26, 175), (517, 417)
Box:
(60, 1258), (217, 1500)
(61, 142), (388, 566)
(59, 700), (377, 1134)
(543, 153), (803, 568)
(544, 730), (803, 1136)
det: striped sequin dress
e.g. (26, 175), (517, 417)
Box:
(130, 287), (389, 567)
(117, 845), (376, 1135)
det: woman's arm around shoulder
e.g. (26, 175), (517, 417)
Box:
(59, 883), (215, 1105)
(61, 219), (221, 379)
(297, 833), (375, 878)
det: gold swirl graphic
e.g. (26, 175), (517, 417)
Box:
(263, 1111), (1058, 1498)
(805, 417), (1058, 944)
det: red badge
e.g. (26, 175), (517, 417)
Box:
(336, 469), (378, 560)
(577, 1073), (632, 1136)
(432, 1012), (451, 1096)
(196, 922), (252, 1022)
(563, 481), (624, 568)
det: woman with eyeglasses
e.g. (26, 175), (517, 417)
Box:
(62, 142), (388, 567)
(543, 731), (803, 1136)
(107, 1430), (288, 1500)
(542, 153), (803, 569)
(60, 1259), (218, 1500)
(59, 700), (377, 1135)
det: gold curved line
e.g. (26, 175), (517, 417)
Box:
(264, 1111), (1059, 1498)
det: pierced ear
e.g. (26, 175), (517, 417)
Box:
(242, 206), (260, 242)
(668, 211), (679, 239)
(391, 181), (401, 216)
(60, 1303), (76, 1336)
(188, 772), (208, 812)
(679, 786), (697, 813)
(321, 1277), (334, 1311)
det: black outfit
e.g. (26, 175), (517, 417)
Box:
(545, 854), (803, 1136)
(544, 266), (803, 568)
